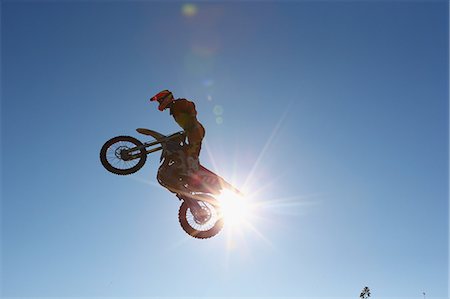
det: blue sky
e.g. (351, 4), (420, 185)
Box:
(1, 1), (448, 298)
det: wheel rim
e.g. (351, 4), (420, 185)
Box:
(185, 202), (219, 232)
(105, 140), (141, 171)
(193, 206), (212, 224)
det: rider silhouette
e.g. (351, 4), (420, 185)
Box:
(150, 90), (205, 191)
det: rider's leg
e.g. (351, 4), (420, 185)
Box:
(157, 165), (186, 194)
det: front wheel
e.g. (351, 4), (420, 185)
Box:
(100, 135), (147, 175)
(178, 200), (224, 239)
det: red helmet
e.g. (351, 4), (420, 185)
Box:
(150, 90), (174, 111)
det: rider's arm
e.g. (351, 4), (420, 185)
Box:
(185, 123), (205, 158)
(170, 99), (205, 158)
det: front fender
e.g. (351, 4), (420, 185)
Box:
(136, 128), (166, 140)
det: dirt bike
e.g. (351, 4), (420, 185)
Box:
(100, 128), (240, 239)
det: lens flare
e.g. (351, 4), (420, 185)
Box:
(218, 189), (252, 229)
(213, 105), (223, 115)
(217, 189), (251, 227)
(181, 4), (198, 17)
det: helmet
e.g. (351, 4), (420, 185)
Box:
(150, 90), (174, 111)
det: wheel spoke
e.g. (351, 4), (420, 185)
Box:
(100, 136), (146, 175)
(185, 202), (219, 232)
(104, 141), (143, 170)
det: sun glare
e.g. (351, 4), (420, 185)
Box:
(181, 4), (198, 17)
(217, 189), (252, 227)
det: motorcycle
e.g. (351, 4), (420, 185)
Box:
(100, 128), (241, 239)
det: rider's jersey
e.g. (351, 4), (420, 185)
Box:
(169, 99), (205, 159)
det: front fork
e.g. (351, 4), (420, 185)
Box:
(120, 141), (162, 161)
(121, 132), (185, 161)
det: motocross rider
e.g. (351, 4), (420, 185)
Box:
(150, 90), (205, 192)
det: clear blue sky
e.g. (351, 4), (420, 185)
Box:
(1, 1), (448, 298)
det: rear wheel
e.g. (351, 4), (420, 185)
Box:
(100, 136), (147, 175)
(178, 200), (224, 239)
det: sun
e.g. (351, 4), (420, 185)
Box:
(217, 189), (253, 228)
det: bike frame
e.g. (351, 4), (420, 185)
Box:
(122, 131), (185, 160)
